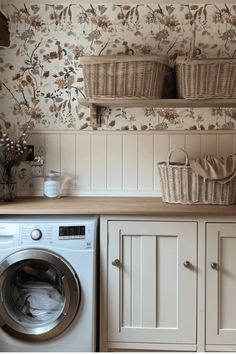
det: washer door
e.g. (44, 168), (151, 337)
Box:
(0, 248), (80, 341)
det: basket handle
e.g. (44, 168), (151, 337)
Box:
(167, 149), (189, 166)
(187, 21), (197, 63)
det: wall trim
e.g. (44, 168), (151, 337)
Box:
(10, 0), (236, 4)
(30, 130), (236, 135)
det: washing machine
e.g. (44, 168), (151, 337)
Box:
(0, 215), (98, 352)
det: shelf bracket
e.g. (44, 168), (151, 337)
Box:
(90, 104), (101, 128)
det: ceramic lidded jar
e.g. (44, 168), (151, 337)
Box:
(44, 170), (61, 198)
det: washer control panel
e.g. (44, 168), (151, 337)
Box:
(16, 216), (97, 250)
(0, 216), (97, 249)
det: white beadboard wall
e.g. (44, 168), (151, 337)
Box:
(22, 131), (236, 197)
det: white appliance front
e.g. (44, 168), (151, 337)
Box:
(0, 215), (98, 352)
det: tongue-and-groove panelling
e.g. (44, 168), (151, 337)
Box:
(19, 131), (236, 196)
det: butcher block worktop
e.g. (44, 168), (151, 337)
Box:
(0, 196), (236, 216)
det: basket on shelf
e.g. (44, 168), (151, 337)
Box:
(80, 55), (168, 99)
(175, 58), (236, 99)
(157, 149), (236, 205)
(174, 23), (236, 99)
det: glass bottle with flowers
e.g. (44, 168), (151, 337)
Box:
(0, 130), (28, 202)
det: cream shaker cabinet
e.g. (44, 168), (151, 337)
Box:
(100, 217), (236, 352)
(101, 219), (197, 351)
(206, 223), (236, 349)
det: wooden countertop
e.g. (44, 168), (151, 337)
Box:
(0, 196), (236, 217)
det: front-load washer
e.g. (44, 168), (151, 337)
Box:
(0, 215), (98, 352)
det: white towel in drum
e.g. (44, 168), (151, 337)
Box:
(16, 282), (63, 320)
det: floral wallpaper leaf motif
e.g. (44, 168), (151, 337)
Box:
(0, 2), (236, 131)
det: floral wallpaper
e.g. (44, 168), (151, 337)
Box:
(0, 2), (236, 131)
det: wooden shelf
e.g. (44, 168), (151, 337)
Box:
(79, 98), (236, 127)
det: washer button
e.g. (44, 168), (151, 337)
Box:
(31, 229), (42, 240)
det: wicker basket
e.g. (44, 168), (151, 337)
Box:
(158, 149), (199, 204)
(157, 149), (236, 205)
(80, 55), (168, 98)
(175, 58), (236, 99)
(174, 22), (236, 99)
(198, 175), (236, 205)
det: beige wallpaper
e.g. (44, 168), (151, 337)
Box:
(0, 2), (235, 131)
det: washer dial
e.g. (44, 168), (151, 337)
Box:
(31, 229), (42, 240)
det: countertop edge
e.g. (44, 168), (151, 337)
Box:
(0, 196), (235, 217)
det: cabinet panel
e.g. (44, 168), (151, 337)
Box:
(131, 236), (141, 327)
(140, 236), (157, 327)
(206, 223), (236, 345)
(156, 236), (178, 328)
(108, 221), (197, 345)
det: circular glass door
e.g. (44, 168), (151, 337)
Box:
(0, 248), (80, 341)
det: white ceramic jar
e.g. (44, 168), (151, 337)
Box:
(44, 170), (61, 198)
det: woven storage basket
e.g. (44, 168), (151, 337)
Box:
(80, 55), (168, 98)
(158, 149), (199, 204)
(175, 58), (236, 99)
(198, 175), (236, 205)
(174, 22), (236, 99)
(157, 149), (236, 205)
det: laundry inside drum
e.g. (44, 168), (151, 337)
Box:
(4, 260), (66, 328)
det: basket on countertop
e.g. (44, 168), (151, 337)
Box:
(157, 149), (199, 204)
(80, 55), (168, 98)
(174, 23), (236, 99)
(157, 149), (236, 205)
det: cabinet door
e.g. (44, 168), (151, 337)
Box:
(108, 220), (197, 344)
(206, 223), (236, 345)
